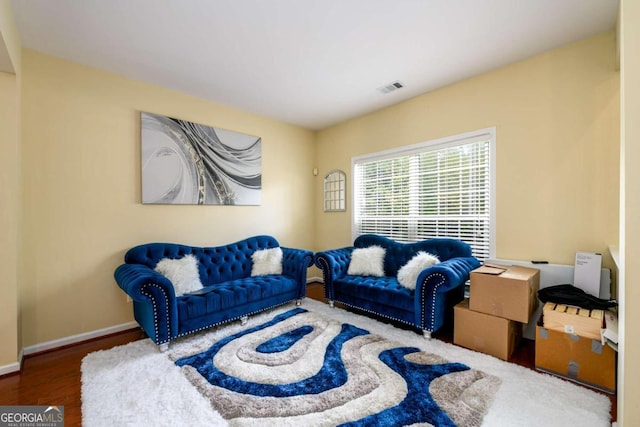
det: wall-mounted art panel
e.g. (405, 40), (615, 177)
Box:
(141, 112), (261, 205)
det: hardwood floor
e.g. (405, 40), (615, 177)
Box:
(0, 329), (146, 425)
(0, 282), (616, 425)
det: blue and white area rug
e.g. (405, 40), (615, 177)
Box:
(174, 308), (498, 426)
(81, 300), (611, 427)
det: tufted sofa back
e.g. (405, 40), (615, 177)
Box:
(354, 234), (473, 277)
(124, 235), (280, 286)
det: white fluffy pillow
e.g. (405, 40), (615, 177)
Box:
(251, 247), (283, 276)
(397, 251), (440, 290)
(154, 254), (203, 296)
(347, 245), (386, 277)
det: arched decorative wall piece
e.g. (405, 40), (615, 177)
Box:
(323, 170), (346, 212)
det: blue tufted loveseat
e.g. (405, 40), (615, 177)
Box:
(114, 235), (313, 350)
(314, 234), (480, 338)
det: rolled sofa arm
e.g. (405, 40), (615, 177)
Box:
(314, 247), (354, 300)
(414, 256), (481, 331)
(114, 264), (175, 301)
(281, 247), (314, 298)
(114, 263), (179, 344)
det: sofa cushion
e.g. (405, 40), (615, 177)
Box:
(397, 252), (440, 290)
(347, 245), (386, 276)
(353, 234), (472, 276)
(251, 247), (283, 276)
(177, 275), (297, 320)
(335, 275), (414, 317)
(154, 254), (203, 296)
(124, 236), (282, 286)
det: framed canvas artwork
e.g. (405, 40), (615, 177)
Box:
(141, 112), (261, 205)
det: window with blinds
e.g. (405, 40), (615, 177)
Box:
(352, 129), (494, 261)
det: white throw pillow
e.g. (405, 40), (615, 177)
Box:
(397, 251), (440, 290)
(251, 247), (283, 276)
(347, 246), (386, 277)
(154, 254), (204, 296)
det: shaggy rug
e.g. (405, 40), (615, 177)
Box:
(82, 300), (611, 427)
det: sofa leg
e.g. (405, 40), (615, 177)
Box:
(159, 343), (169, 352)
(240, 315), (248, 325)
(329, 300), (334, 308)
(422, 330), (432, 340)
(296, 299), (302, 306)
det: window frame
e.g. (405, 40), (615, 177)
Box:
(351, 127), (496, 261)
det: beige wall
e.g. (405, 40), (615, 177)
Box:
(315, 32), (619, 269)
(3, 16), (631, 421)
(0, 71), (19, 366)
(20, 50), (316, 347)
(0, 0), (20, 73)
(620, 0), (640, 424)
(0, 0), (21, 368)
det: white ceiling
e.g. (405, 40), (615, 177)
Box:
(11, 0), (619, 130)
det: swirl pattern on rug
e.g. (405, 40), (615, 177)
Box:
(174, 308), (500, 426)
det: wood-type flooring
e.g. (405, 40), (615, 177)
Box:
(0, 283), (616, 425)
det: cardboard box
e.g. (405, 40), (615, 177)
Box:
(542, 301), (604, 340)
(454, 299), (521, 360)
(536, 319), (616, 393)
(469, 264), (540, 323)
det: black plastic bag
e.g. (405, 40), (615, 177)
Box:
(538, 284), (617, 310)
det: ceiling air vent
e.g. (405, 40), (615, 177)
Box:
(377, 80), (404, 94)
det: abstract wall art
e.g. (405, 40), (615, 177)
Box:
(141, 112), (262, 205)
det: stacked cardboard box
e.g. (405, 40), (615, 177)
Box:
(541, 302), (603, 340)
(535, 302), (616, 393)
(454, 264), (540, 360)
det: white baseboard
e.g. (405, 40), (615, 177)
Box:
(23, 321), (139, 356)
(0, 347), (24, 376)
(3, 281), (325, 374)
(0, 322), (138, 376)
(0, 360), (21, 376)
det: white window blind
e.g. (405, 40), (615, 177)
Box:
(353, 130), (494, 261)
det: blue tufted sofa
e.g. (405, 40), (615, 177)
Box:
(114, 235), (313, 350)
(314, 234), (480, 338)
